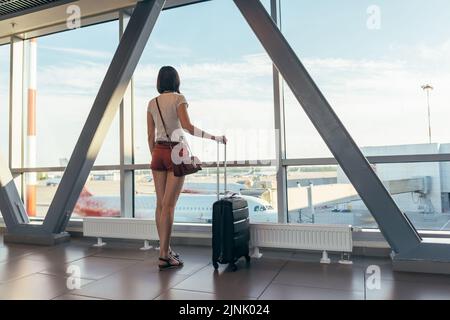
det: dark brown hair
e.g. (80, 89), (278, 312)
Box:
(157, 66), (181, 94)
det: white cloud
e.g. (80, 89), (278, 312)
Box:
(25, 39), (450, 163)
(153, 42), (192, 57)
(39, 45), (113, 60)
(134, 53), (273, 101)
(37, 61), (109, 95)
(284, 42), (450, 158)
(32, 93), (120, 167)
(392, 40), (450, 66)
(34, 52), (274, 99)
(305, 58), (404, 71)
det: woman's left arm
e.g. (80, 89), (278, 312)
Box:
(147, 107), (156, 154)
(177, 103), (227, 144)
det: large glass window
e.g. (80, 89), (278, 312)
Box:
(25, 21), (119, 168)
(287, 161), (450, 231)
(6, 0), (448, 233)
(20, 22), (120, 219)
(134, 0), (275, 165)
(0, 44), (9, 161)
(132, 0), (275, 224)
(135, 166), (277, 224)
(0, 44), (9, 219)
(34, 170), (120, 219)
(281, 0), (450, 158)
(280, 1), (450, 230)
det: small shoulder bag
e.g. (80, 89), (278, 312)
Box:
(155, 98), (202, 177)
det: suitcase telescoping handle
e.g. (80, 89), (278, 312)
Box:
(216, 141), (227, 201)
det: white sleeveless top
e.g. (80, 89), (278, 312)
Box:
(147, 92), (188, 142)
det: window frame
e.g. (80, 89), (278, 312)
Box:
(2, 1), (450, 245)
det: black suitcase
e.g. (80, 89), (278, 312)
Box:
(212, 143), (251, 271)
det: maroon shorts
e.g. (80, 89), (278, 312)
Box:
(150, 142), (183, 172)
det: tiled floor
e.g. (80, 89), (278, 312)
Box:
(0, 234), (449, 300)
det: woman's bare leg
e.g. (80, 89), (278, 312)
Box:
(159, 171), (185, 264)
(152, 170), (167, 245)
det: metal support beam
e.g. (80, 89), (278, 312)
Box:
(0, 152), (29, 228)
(119, 10), (135, 218)
(392, 239), (450, 275)
(270, 0), (287, 224)
(234, 0), (421, 254)
(40, 0), (164, 234)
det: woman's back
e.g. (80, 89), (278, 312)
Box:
(148, 92), (188, 142)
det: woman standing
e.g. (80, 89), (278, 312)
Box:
(147, 66), (227, 270)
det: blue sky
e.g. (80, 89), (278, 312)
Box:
(3, 0), (450, 165)
(281, 0), (450, 58)
(35, 0), (450, 63)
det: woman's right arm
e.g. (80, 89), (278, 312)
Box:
(177, 103), (227, 144)
(147, 107), (156, 153)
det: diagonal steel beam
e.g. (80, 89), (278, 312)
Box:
(0, 152), (29, 228)
(234, 0), (421, 254)
(42, 0), (165, 234)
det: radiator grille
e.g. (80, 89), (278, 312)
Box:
(83, 218), (158, 241)
(83, 218), (352, 253)
(250, 223), (353, 253)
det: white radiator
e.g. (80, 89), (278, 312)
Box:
(83, 218), (158, 250)
(250, 223), (353, 264)
(83, 218), (353, 263)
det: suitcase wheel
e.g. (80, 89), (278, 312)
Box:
(213, 262), (219, 270)
(230, 263), (237, 272)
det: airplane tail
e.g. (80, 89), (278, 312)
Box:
(79, 186), (93, 198)
(74, 187), (120, 217)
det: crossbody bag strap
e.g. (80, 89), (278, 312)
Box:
(155, 98), (172, 143)
(155, 97), (197, 161)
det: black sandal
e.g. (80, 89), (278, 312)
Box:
(158, 257), (183, 271)
(170, 249), (180, 260)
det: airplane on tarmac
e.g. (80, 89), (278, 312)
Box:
(74, 185), (278, 223)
